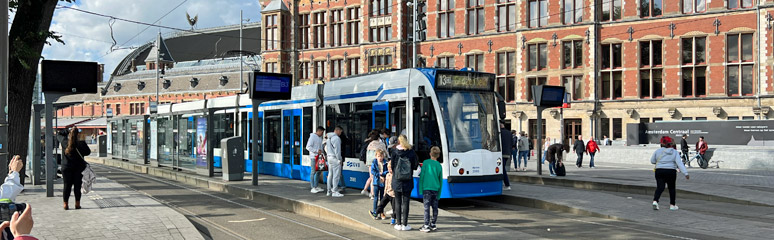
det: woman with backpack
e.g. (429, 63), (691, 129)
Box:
(62, 127), (91, 210)
(390, 135), (418, 231)
(651, 136), (689, 211)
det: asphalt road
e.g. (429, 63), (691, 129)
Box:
(440, 198), (725, 240)
(92, 165), (377, 240)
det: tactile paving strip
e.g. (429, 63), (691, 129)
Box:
(89, 195), (133, 208)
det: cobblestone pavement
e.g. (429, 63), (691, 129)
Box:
(15, 176), (202, 240)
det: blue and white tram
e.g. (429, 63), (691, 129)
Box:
(257, 68), (504, 198)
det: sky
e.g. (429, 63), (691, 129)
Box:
(10, 0), (263, 81)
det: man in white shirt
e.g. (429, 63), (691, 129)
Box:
(306, 127), (325, 193)
(326, 126), (344, 197)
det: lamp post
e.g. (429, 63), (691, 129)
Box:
(0, 0), (9, 170)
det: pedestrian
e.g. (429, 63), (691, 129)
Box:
(651, 136), (689, 210)
(306, 126), (325, 193)
(603, 135), (611, 146)
(573, 136), (586, 168)
(369, 149), (388, 219)
(516, 131), (530, 171)
(418, 146), (442, 233)
(374, 155), (396, 224)
(390, 135), (419, 231)
(381, 128), (392, 147)
(586, 138), (600, 168)
(680, 134), (690, 166)
(326, 126), (344, 197)
(545, 143), (569, 177)
(690, 136), (709, 167)
(62, 127), (90, 210)
(363, 130), (389, 198)
(511, 130), (518, 170)
(499, 123), (512, 190)
(542, 137), (551, 165)
(361, 130), (378, 197)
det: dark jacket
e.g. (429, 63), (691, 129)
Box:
(500, 128), (512, 156)
(63, 141), (90, 172)
(680, 138), (689, 152)
(390, 147), (419, 193)
(546, 144), (565, 163)
(573, 140), (585, 153)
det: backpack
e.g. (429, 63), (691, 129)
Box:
(359, 140), (372, 162)
(395, 155), (413, 181)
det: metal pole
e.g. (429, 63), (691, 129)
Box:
(412, 0), (417, 68)
(536, 107), (544, 175)
(1, 0), (10, 173)
(235, 10), (243, 137)
(156, 32), (160, 109)
(45, 94), (55, 197)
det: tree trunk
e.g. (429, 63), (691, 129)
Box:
(6, 0), (58, 182)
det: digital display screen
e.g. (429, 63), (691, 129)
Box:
(251, 72), (292, 100)
(41, 60), (99, 93)
(434, 70), (495, 91)
(542, 87), (565, 103)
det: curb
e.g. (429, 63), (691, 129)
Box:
(87, 157), (396, 239)
(508, 174), (772, 207)
(472, 195), (626, 221)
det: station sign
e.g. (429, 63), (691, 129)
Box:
(532, 85), (565, 108)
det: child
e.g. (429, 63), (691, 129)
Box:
(369, 149), (388, 219)
(418, 146), (443, 232)
(374, 155), (396, 224)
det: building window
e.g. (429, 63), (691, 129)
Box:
(265, 15), (278, 50)
(681, 37), (707, 97)
(497, 51), (516, 102)
(314, 61), (325, 79)
(601, 43), (622, 100)
(728, 0), (754, 9)
(298, 62), (310, 80)
(347, 7), (360, 45)
(370, 0), (392, 16)
(299, 14), (310, 49)
(496, 0), (516, 32)
(562, 75), (584, 101)
(528, 0), (548, 28)
(727, 33), (754, 96)
(348, 58), (360, 75)
(436, 56), (455, 69)
(600, 118), (622, 140)
(265, 62), (278, 73)
(527, 76), (547, 102)
(330, 9), (344, 47)
(562, 40), (583, 69)
(563, 0), (583, 24)
(640, 40), (663, 98)
(369, 53), (392, 72)
(527, 43), (547, 71)
(467, 0), (485, 35)
(612, 118), (622, 139)
(331, 59), (343, 78)
(683, 0), (706, 14)
(115, 104), (121, 115)
(640, 0), (662, 18)
(370, 26), (391, 42)
(602, 0), (622, 21)
(313, 12), (326, 48)
(465, 54), (484, 71)
(438, 0), (455, 38)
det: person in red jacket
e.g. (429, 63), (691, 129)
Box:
(586, 139), (600, 169)
(689, 136), (709, 167)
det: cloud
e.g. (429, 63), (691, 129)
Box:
(39, 0), (262, 81)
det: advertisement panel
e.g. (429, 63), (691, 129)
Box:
(628, 120), (774, 145)
(196, 117), (208, 167)
(150, 121), (157, 160)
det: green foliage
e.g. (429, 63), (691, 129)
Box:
(8, 0), (73, 69)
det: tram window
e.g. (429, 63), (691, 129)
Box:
(265, 111), (282, 153)
(412, 98), (441, 162)
(325, 103), (373, 158)
(211, 114), (234, 148)
(437, 91), (500, 152)
(241, 112), (250, 159)
(303, 107), (313, 155)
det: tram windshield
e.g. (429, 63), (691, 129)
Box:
(437, 91), (500, 153)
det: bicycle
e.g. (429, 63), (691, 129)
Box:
(686, 150), (709, 169)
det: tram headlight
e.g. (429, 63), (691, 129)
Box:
(497, 158), (502, 166)
(451, 159), (459, 167)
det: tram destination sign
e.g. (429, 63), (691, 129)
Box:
(251, 72), (292, 100)
(434, 70), (494, 91)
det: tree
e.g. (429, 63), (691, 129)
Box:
(7, 0), (70, 182)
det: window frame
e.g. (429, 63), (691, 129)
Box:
(527, 43), (548, 71)
(639, 40), (663, 99)
(601, 43), (623, 100)
(330, 9), (344, 47)
(330, 59), (344, 78)
(496, 0), (517, 32)
(299, 14), (310, 49)
(726, 32), (755, 96)
(727, 0), (755, 10)
(562, 40), (583, 69)
(640, 0), (663, 18)
(496, 51), (516, 102)
(680, 36), (707, 97)
(466, 0), (485, 35)
(682, 0), (707, 14)
(346, 7), (361, 45)
(601, 0), (622, 22)
(526, 76), (547, 102)
(563, 0), (584, 25)
(312, 12), (327, 49)
(528, 0), (548, 28)
(348, 57), (360, 76)
(265, 15), (279, 50)
(313, 60), (325, 79)
(562, 75), (584, 101)
(438, 0), (455, 38)
(436, 56), (456, 69)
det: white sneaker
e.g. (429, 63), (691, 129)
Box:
(394, 224), (402, 230)
(504, 186), (511, 190)
(315, 187), (325, 192)
(590, 166), (596, 169)
(402, 225), (412, 231)
(550, 174), (557, 177)
(326, 191), (331, 197)
(652, 201), (659, 210)
(331, 192), (344, 197)
(670, 205), (679, 211)
(361, 189), (368, 195)
(311, 188), (321, 193)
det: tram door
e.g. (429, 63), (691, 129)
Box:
(372, 102), (389, 130)
(282, 109), (303, 180)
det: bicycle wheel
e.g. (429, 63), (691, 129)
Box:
(699, 157), (708, 169)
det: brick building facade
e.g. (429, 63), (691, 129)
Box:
(263, 0), (774, 144)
